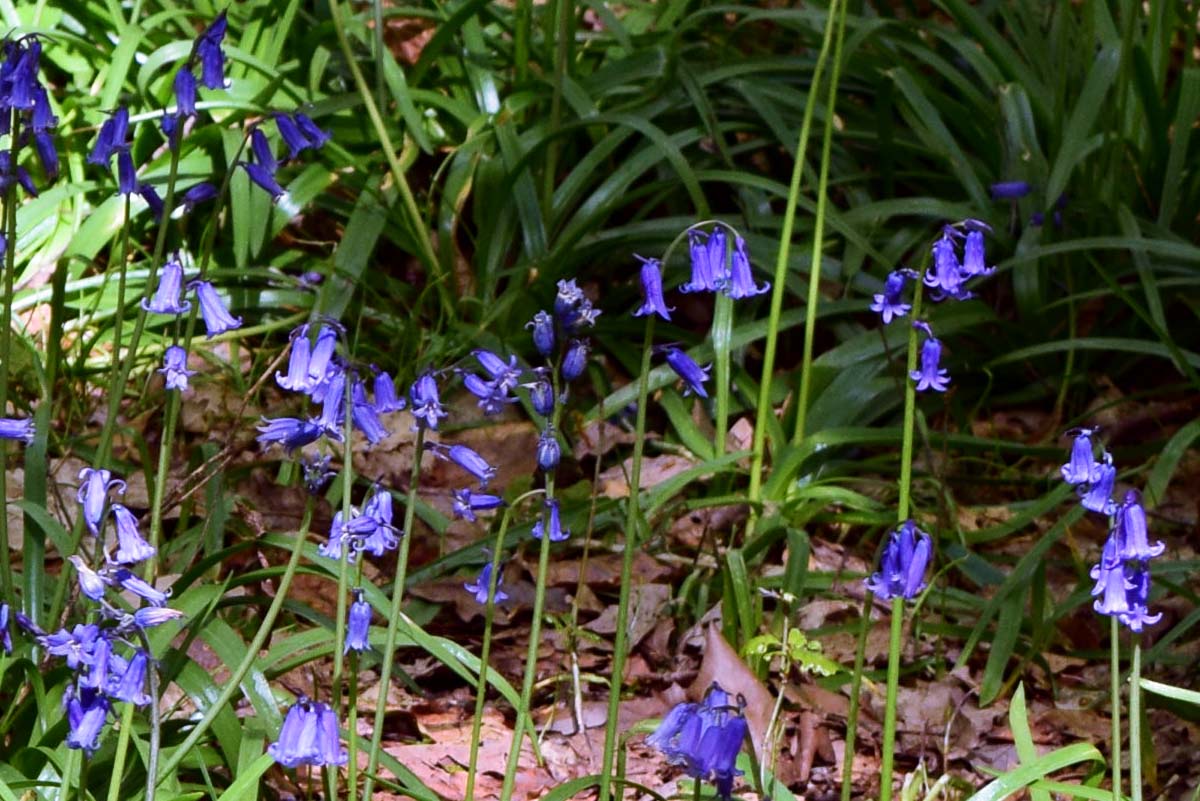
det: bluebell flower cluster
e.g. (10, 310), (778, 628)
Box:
(865, 520), (932, 601)
(258, 322), (407, 452)
(646, 683), (748, 799)
(239, 112), (331, 202)
(0, 37), (58, 193)
(1062, 430), (1164, 632)
(871, 222), (997, 393)
(162, 12), (228, 145)
(6, 467), (186, 755)
(268, 696), (348, 769)
(678, 227), (769, 299)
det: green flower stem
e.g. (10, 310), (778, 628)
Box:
(500, 478), (556, 801)
(879, 596), (904, 801)
(361, 426), (426, 801)
(1110, 616), (1122, 801)
(104, 702), (137, 801)
(712, 291), (733, 459)
(329, 376), (356, 801)
(326, 0), (450, 317)
(1130, 636), (1142, 801)
(0, 114), (22, 607)
(542, 0), (573, 213)
(347, 555), (365, 797)
(155, 501), (315, 785)
(467, 492), (541, 801)
(844, 262), (925, 801)
(597, 315), (655, 801)
(792, 0), (847, 445)
(746, 0), (842, 533)
(136, 628), (163, 801)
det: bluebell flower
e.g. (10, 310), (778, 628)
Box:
(924, 235), (970, 301)
(195, 11), (228, 90)
(6, 41), (41, 110)
(301, 453), (336, 495)
(351, 379), (389, 444)
(429, 443), (497, 488)
(117, 149), (136, 195)
(359, 487), (400, 556)
(1060, 428), (1100, 485)
(537, 427), (560, 472)
(1079, 457), (1116, 515)
(373, 370), (406, 413)
(960, 230), (993, 278)
(250, 128), (277, 175)
(65, 685), (110, 756)
(113, 568), (169, 606)
(108, 649), (152, 705)
(645, 683), (746, 800)
(663, 346), (711, 398)
(189, 281), (242, 337)
(705, 228), (729, 289)
(294, 113), (331, 151)
(319, 512), (356, 560)
(475, 350), (522, 391)
(527, 310), (555, 356)
(256, 417), (323, 452)
(160, 111), (181, 144)
(42, 623), (102, 670)
(1119, 566), (1162, 632)
(142, 255), (191, 315)
(111, 503), (157, 564)
(269, 698), (348, 768)
(174, 67), (197, 116)
(525, 370), (555, 417)
(1090, 557), (1132, 617)
(0, 416), (34, 444)
(0, 603), (10, 654)
(68, 556), (108, 602)
(33, 129), (57, 181)
(79, 636), (112, 691)
(317, 368), (346, 436)
(869, 270), (911, 325)
(138, 183), (164, 218)
(532, 499), (569, 542)
(77, 467), (125, 535)
(990, 181), (1032, 199)
(306, 325), (340, 393)
(275, 113), (308, 159)
(1115, 490), (1164, 562)
(561, 339), (590, 382)
(409, 373), (448, 430)
(463, 373), (516, 416)
(464, 562), (508, 605)
(158, 345), (196, 391)
(726, 236), (769, 299)
(180, 182), (217, 212)
(909, 325), (949, 393)
(865, 520), (931, 601)
(345, 590), (371, 653)
(451, 488), (506, 522)
(632, 256), (673, 321)
(240, 161), (284, 199)
(681, 231), (720, 293)
(276, 325), (313, 392)
(555, 279), (586, 319)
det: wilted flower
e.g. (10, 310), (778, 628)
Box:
(662, 346), (711, 398)
(464, 562), (508, 605)
(111, 503), (156, 564)
(632, 256), (673, 321)
(531, 499), (569, 542)
(0, 416), (34, 444)
(158, 345), (196, 391)
(142, 255), (191, 315)
(865, 520), (932, 601)
(450, 488), (506, 522)
(189, 281), (242, 337)
(344, 590), (371, 653)
(870, 270), (911, 325)
(77, 467), (126, 535)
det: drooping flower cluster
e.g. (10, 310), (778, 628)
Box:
(645, 683), (748, 800)
(870, 221), (996, 393)
(258, 321), (406, 452)
(0, 36), (58, 193)
(679, 227), (769, 299)
(239, 112), (330, 202)
(8, 467), (186, 755)
(865, 520), (932, 601)
(162, 12), (228, 145)
(1062, 429), (1164, 632)
(268, 696), (348, 769)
